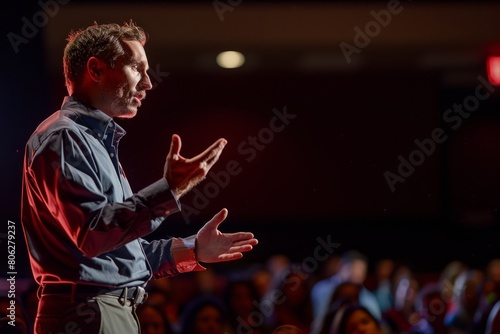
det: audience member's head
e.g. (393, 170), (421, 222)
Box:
(334, 304), (382, 334)
(268, 267), (313, 333)
(145, 286), (169, 307)
(392, 265), (419, 314)
(272, 324), (304, 334)
(248, 263), (273, 298)
(375, 258), (395, 283)
(331, 281), (362, 306)
(179, 295), (230, 334)
(318, 255), (341, 281)
(195, 267), (220, 295)
(453, 269), (483, 314)
(338, 250), (368, 284)
(267, 254), (291, 277)
(223, 276), (267, 333)
(439, 260), (467, 288)
(136, 302), (173, 334)
(224, 278), (260, 320)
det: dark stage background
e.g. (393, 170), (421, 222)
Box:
(2, 0), (500, 282)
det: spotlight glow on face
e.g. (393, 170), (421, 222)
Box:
(216, 51), (245, 69)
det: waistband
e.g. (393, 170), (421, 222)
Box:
(41, 283), (148, 305)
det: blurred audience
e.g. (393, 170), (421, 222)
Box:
(316, 282), (363, 334)
(9, 253), (500, 334)
(333, 304), (384, 334)
(224, 277), (267, 334)
(272, 324), (304, 334)
(469, 258), (500, 334)
(249, 263), (273, 299)
(485, 299), (500, 334)
(178, 294), (232, 334)
(410, 282), (450, 334)
(444, 269), (483, 334)
(439, 261), (468, 305)
(266, 268), (313, 333)
(144, 282), (180, 331)
(136, 302), (174, 334)
(310, 250), (381, 334)
(373, 258), (396, 313)
(382, 265), (419, 333)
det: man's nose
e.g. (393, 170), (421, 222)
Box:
(140, 72), (152, 90)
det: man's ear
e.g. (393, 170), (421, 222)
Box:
(87, 57), (106, 82)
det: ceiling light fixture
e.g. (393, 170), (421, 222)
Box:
(216, 51), (245, 69)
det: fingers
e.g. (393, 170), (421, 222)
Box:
(217, 243), (256, 261)
(217, 253), (244, 262)
(224, 233), (258, 257)
(169, 134), (181, 160)
(232, 237), (259, 247)
(229, 244), (255, 253)
(224, 231), (258, 243)
(197, 209), (258, 263)
(190, 138), (227, 165)
(205, 211), (258, 246)
(204, 208), (229, 230)
(213, 244), (255, 262)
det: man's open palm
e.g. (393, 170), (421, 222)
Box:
(196, 209), (258, 263)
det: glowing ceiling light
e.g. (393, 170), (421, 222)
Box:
(216, 51), (245, 69)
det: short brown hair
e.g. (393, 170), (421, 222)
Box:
(63, 21), (147, 92)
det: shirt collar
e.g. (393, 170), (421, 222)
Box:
(60, 96), (126, 142)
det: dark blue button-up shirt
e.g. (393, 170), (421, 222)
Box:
(21, 96), (203, 288)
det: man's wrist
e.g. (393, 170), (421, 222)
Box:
(139, 178), (181, 215)
(172, 236), (205, 273)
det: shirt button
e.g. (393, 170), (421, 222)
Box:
(97, 133), (102, 138)
(110, 153), (115, 157)
(109, 122), (114, 128)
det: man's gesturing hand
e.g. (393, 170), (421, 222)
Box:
(195, 209), (258, 263)
(164, 134), (226, 199)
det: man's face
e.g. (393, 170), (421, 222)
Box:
(98, 39), (152, 118)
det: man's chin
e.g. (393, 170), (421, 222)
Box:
(116, 108), (138, 119)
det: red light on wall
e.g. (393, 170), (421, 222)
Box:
(487, 56), (500, 85)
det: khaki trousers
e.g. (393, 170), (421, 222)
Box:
(35, 293), (140, 334)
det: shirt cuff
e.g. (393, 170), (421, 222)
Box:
(171, 235), (206, 273)
(138, 178), (181, 215)
(152, 236), (205, 279)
